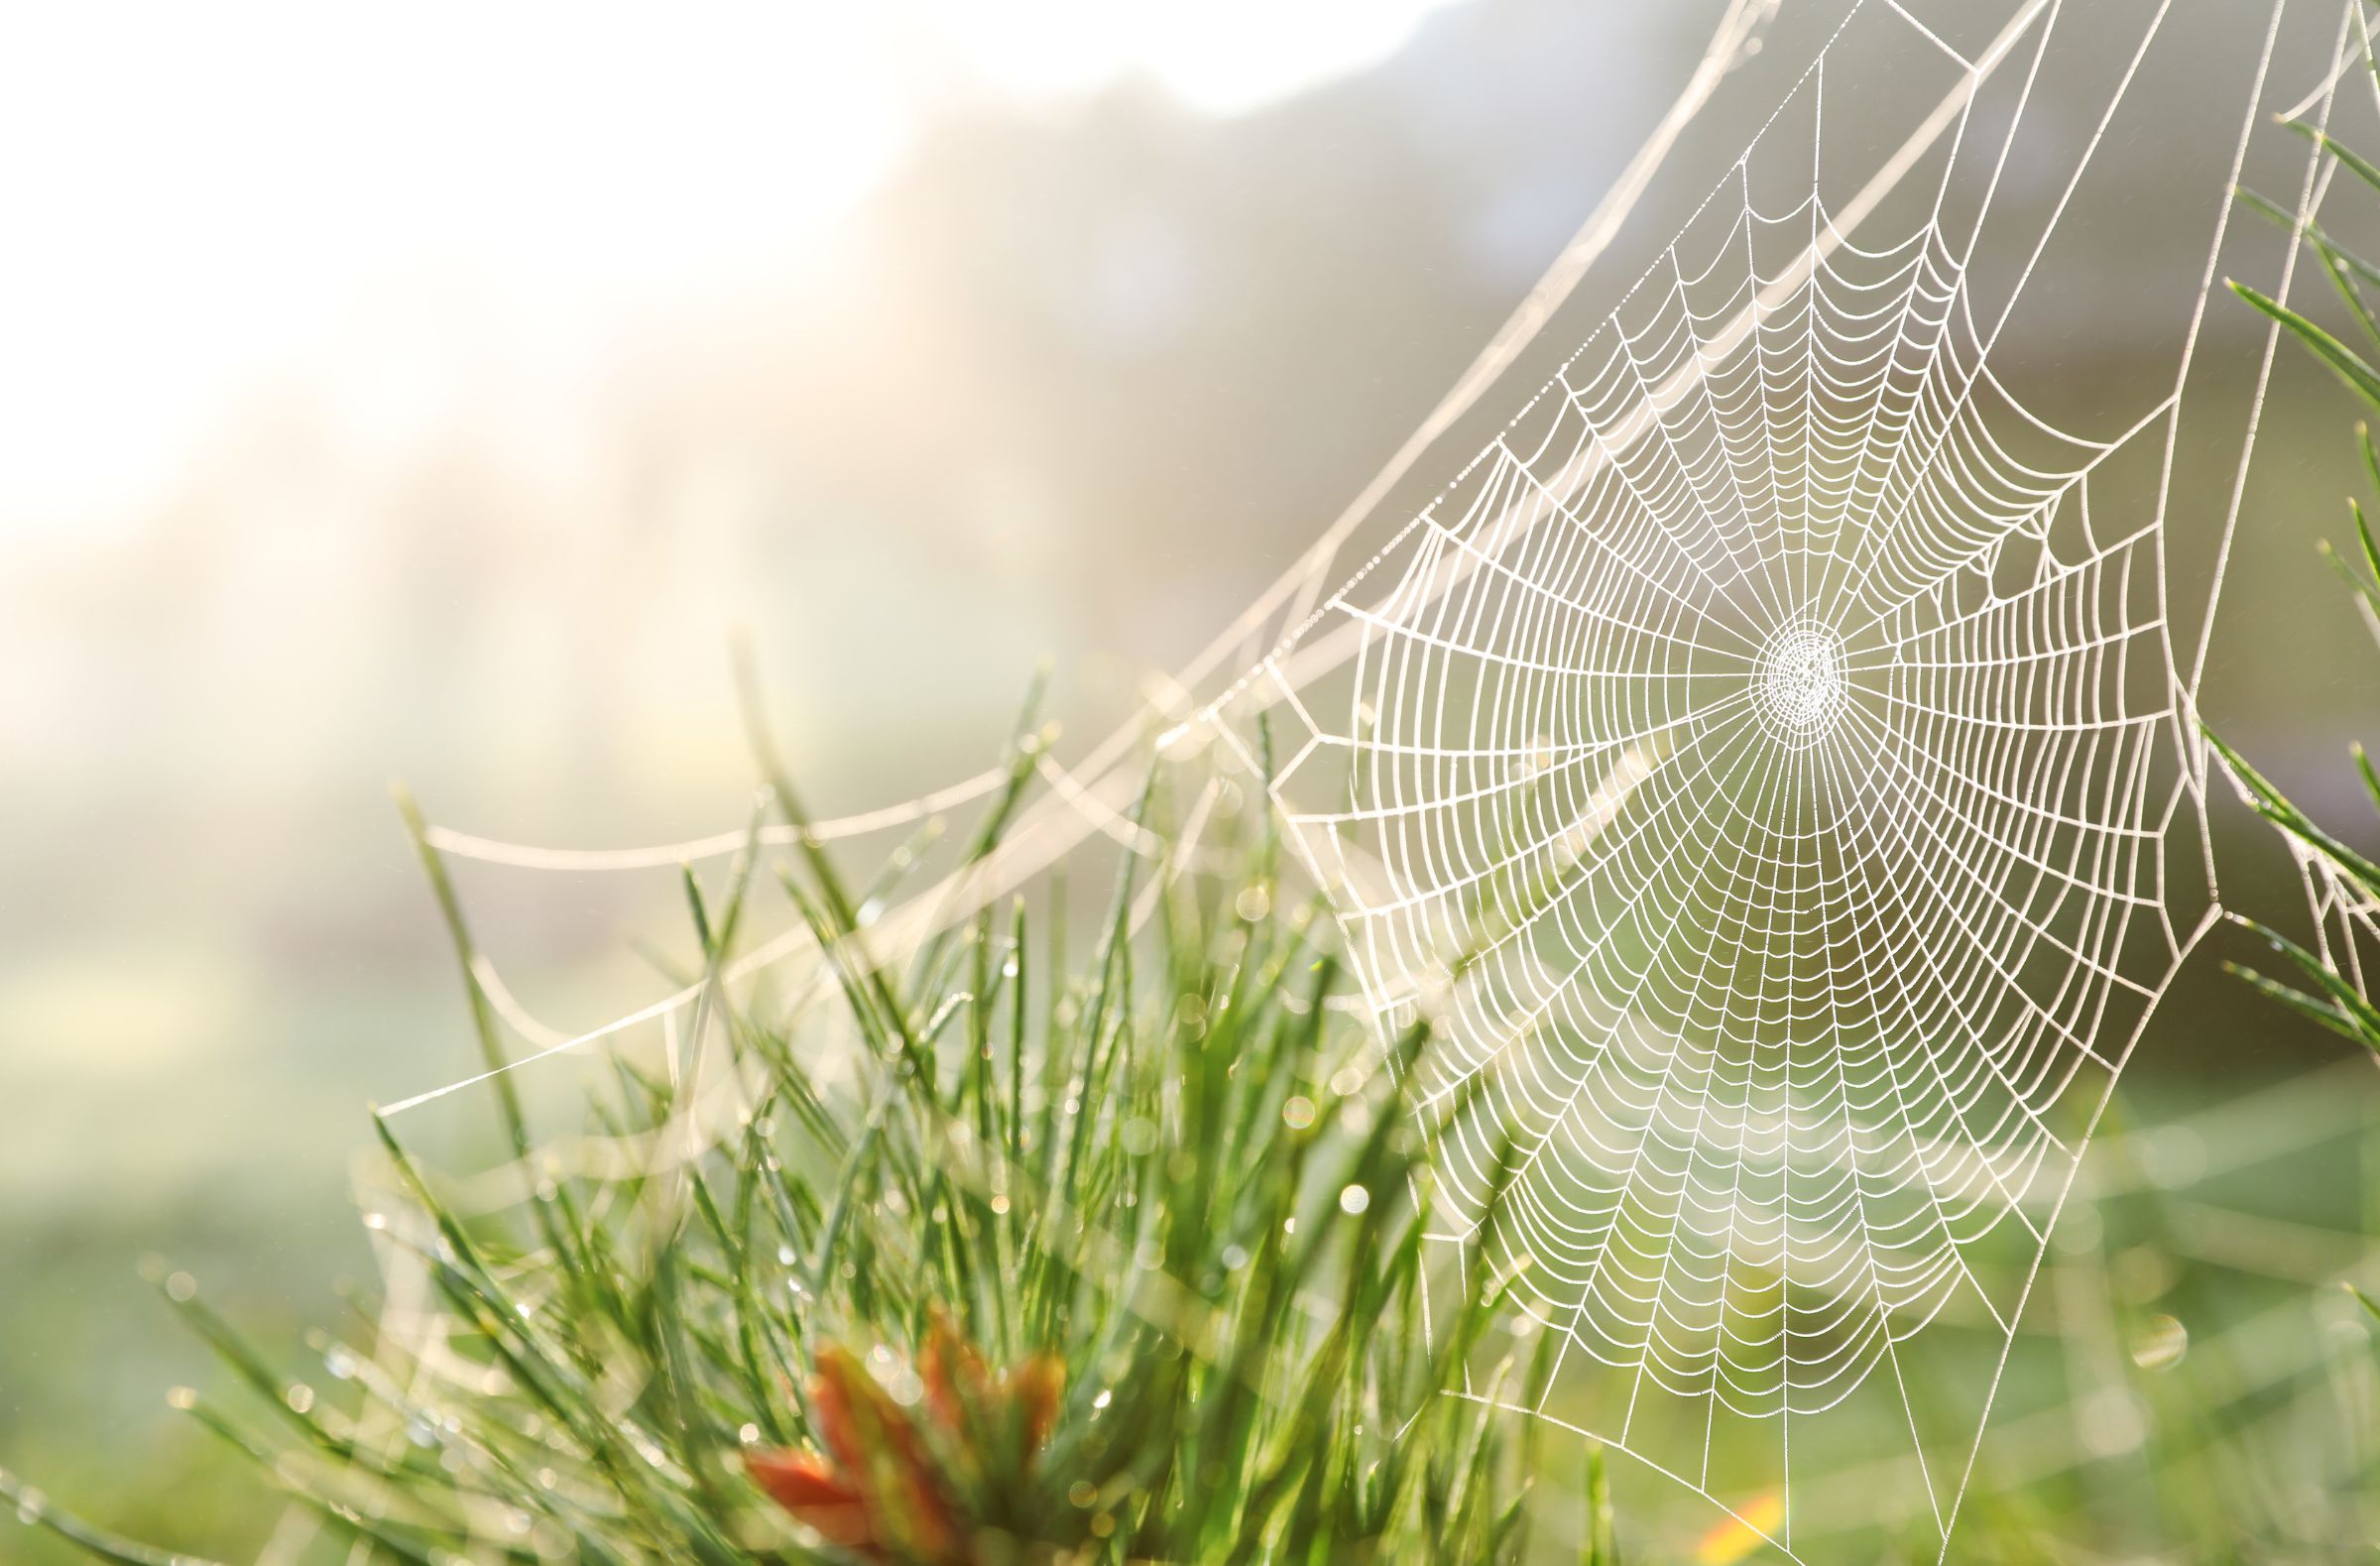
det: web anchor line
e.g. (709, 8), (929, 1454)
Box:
(374, 1), (2318, 1558)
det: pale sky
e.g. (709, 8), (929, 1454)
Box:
(0, 1), (1457, 536)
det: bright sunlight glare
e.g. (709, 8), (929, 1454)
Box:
(0, 0), (1456, 538)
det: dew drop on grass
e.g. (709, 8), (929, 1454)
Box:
(1281, 1096), (1316, 1131)
(324, 1346), (359, 1381)
(2129, 1313), (2189, 1372)
(166, 1270), (197, 1303)
(776, 1245), (797, 1266)
(16, 1486), (43, 1524)
(1339, 1185), (1370, 1216)
(285, 1383), (316, 1415)
(1220, 1245), (1249, 1271)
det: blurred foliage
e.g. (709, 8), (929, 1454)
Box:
(5, 702), (1581, 1563)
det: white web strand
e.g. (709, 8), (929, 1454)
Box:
(371, 0), (1783, 1121)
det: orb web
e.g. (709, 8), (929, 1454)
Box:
(1235, 0), (2305, 1556)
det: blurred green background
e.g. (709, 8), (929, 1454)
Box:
(5, 0), (2380, 1559)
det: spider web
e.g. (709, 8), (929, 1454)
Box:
(1206, 0), (2316, 1556)
(365, 1), (2354, 1559)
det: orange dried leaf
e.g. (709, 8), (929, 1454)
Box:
(746, 1450), (876, 1552)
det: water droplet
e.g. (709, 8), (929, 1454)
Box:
(1339, 1185), (1371, 1216)
(165, 1271), (197, 1303)
(2078, 1385), (2145, 1457)
(1068, 1481), (1098, 1508)
(1093, 1389), (1113, 1409)
(16, 1486), (45, 1524)
(2129, 1313), (2189, 1373)
(535, 1179), (559, 1204)
(1281, 1096), (1316, 1131)
(1220, 1244), (1250, 1271)
(2055, 1201), (2103, 1257)
(167, 1386), (197, 1411)
(2110, 1244), (2175, 1304)
(324, 1346), (359, 1381)
(1234, 884), (1272, 923)
(738, 1423), (761, 1445)
(990, 1193), (1011, 1215)
(285, 1384), (316, 1415)
(775, 1246), (796, 1267)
